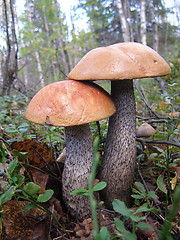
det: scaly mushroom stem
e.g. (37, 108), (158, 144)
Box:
(99, 80), (137, 208)
(62, 124), (93, 220)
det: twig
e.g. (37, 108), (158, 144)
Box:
(0, 137), (10, 146)
(96, 121), (101, 139)
(136, 116), (180, 122)
(137, 138), (180, 148)
(134, 83), (160, 118)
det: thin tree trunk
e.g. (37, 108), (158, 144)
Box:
(26, 0), (45, 87)
(35, 52), (44, 88)
(2, 0), (18, 96)
(156, 77), (171, 104)
(135, 7), (140, 42)
(52, 0), (70, 77)
(149, 1), (159, 51)
(116, 0), (130, 42)
(126, 0), (134, 41)
(140, 0), (147, 45)
(42, 4), (56, 80)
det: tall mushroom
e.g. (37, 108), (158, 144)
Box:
(25, 80), (115, 219)
(68, 42), (171, 208)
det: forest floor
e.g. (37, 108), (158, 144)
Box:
(0, 136), (179, 240)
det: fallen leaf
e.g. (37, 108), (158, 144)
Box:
(1, 200), (49, 240)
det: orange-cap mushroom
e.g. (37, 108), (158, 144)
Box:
(26, 80), (115, 220)
(68, 42), (171, 208)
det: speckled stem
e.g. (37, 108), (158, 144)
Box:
(62, 124), (93, 220)
(99, 80), (137, 208)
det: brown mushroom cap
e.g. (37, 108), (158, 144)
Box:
(25, 80), (116, 127)
(136, 123), (156, 138)
(68, 42), (171, 80)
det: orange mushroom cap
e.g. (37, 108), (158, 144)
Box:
(68, 42), (171, 81)
(25, 80), (116, 127)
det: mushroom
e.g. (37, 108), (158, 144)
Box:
(68, 42), (171, 208)
(136, 123), (156, 138)
(25, 80), (115, 220)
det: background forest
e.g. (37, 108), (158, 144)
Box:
(0, 0), (179, 94)
(0, 0), (180, 240)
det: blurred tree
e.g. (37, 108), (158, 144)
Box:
(75, 0), (179, 53)
(116, 0), (131, 41)
(19, 0), (70, 89)
(1, 0), (18, 96)
(140, 0), (147, 45)
(0, 0), (179, 95)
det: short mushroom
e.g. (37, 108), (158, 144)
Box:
(25, 80), (115, 220)
(136, 123), (156, 138)
(68, 42), (171, 208)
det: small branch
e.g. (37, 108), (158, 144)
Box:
(136, 116), (179, 124)
(0, 137), (10, 146)
(134, 83), (160, 118)
(137, 138), (180, 148)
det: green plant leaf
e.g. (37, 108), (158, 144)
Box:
(153, 146), (165, 154)
(114, 218), (137, 240)
(157, 176), (167, 194)
(99, 226), (110, 240)
(131, 194), (144, 199)
(136, 222), (153, 231)
(18, 123), (30, 129)
(124, 232), (137, 240)
(0, 187), (14, 205)
(112, 199), (132, 217)
(92, 181), (107, 192)
(156, 163), (166, 169)
(114, 218), (128, 233)
(8, 158), (18, 177)
(134, 182), (145, 193)
(0, 143), (6, 166)
(147, 191), (157, 199)
(24, 202), (36, 212)
(135, 206), (153, 214)
(23, 182), (41, 198)
(37, 189), (54, 202)
(130, 214), (146, 222)
(131, 188), (141, 194)
(12, 174), (25, 187)
(70, 188), (89, 196)
(18, 152), (28, 162)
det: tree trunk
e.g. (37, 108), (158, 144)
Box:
(116, 0), (130, 42)
(149, 1), (159, 51)
(126, 0), (134, 41)
(140, 0), (147, 45)
(35, 52), (44, 88)
(25, 0), (45, 88)
(53, 0), (70, 77)
(135, 6), (140, 42)
(2, 0), (18, 96)
(42, 4), (56, 80)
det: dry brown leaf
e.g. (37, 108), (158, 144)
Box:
(74, 218), (93, 239)
(1, 200), (49, 240)
(31, 168), (49, 193)
(11, 139), (55, 168)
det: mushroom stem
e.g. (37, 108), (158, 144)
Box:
(62, 124), (93, 220)
(99, 80), (137, 208)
